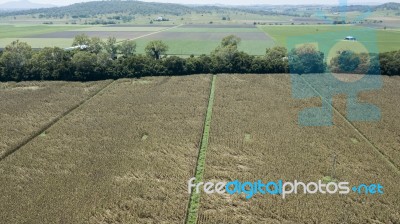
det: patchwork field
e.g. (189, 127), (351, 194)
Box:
(0, 75), (212, 223)
(3, 23), (399, 55)
(134, 24), (273, 55)
(0, 24), (273, 55)
(0, 74), (399, 223)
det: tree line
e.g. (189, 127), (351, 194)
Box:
(0, 1), (315, 21)
(0, 34), (399, 82)
(0, 1), (194, 18)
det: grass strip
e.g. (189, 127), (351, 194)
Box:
(185, 75), (216, 224)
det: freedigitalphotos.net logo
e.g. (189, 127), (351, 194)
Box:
(289, 0), (382, 126)
(188, 178), (384, 199)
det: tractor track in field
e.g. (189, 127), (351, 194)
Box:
(185, 75), (216, 224)
(0, 80), (116, 162)
(300, 76), (400, 176)
(116, 24), (183, 44)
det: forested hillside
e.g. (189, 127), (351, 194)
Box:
(0, 1), (218, 17)
(0, 0), (309, 18)
(331, 2), (400, 12)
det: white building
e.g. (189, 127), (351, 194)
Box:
(344, 36), (357, 41)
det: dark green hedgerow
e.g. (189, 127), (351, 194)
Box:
(0, 37), (398, 82)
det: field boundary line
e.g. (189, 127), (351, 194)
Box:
(185, 75), (216, 224)
(117, 24), (183, 44)
(300, 75), (400, 176)
(256, 25), (277, 46)
(0, 80), (116, 162)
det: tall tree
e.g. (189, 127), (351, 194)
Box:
(265, 46), (289, 73)
(118, 40), (137, 57)
(211, 35), (242, 72)
(145, 40), (168, 60)
(71, 51), (97, 80)
(220, 35), (241, 48)
(0, 40), (32, 80)
(30, 47), (70, 80)
(72, 34), (91, 46)
(89, 37), (104, 54)
(212, 35), (241, 59)
(288, 44), (326, 74)
(103, 36), (118, 59)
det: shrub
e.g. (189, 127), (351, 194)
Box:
(0, 40), (33, 81)
(164, 56), (187, 76)
(379, 50), (400, 76)
(288, 44), (326, 74)
(30, 47), (74, 80)
(71, 51), (97, 80)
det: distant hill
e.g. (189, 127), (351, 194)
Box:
(0, 1), (209, 17)
(375, 2), (400, 10)
(331, 2), (400, 12)
(0, 0), (306, 18)
(1, 1), (398, 19)
(0, 0), (55, 10)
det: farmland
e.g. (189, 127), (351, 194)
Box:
(0, 75), (212, 223)
(197, 74), (400, 223)
(0, 23), (273, 55)
(260, 25), (400, 53)
(0, 24), (89, 39)
(1, 0), (400, 223)
(1, 0), (400, 56)
(1, 74), (400, 223)
(2, 23), (400, 55)
(0, 80), (110, 158)
(334, 75), (400, 167)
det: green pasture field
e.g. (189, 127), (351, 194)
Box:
(0, 24), (87, 39)
(259, 25), (357, 46)
(260, 25), (400, 53)
(376, 29), (400, 52)
(0, 38), (74, 48)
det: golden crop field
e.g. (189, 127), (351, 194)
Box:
(0, 81), (110, 158)
(334, 76), (400, 167)
(0, 75), (212, 223)
(0, 74), (399, 223)
(198, 74), (400, 223)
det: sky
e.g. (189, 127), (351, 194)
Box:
(1, 0), (399, 6)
